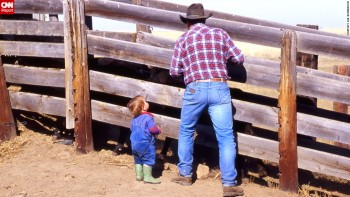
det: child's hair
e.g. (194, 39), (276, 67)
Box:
(127, 95), (145, 116)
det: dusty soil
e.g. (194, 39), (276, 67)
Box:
(0, 112), (349, 197)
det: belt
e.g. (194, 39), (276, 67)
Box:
(195, 78), (227, 82)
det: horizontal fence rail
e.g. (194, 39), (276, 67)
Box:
(15, 0), (63, 14)
(4, 64), (65, 87)
(0, 20), (64, 36)
(0, 41), (64, 58)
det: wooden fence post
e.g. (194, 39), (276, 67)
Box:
(0, 56), (17, 141)
(63, 0), (75, 130)
(132, 0), (152, 33)
(65, 0), (93, 153)
(278, 30), (298, 193)
(333, 65), (349, 148)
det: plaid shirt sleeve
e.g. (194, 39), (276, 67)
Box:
(224, 31), (244, 63)
(169, 36), (184, 77)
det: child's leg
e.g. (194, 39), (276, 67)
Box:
(142, 145), (160, 184)
(133, 153), (143, 181)
(143, 164), (160, 184)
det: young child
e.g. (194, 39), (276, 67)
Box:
(127, 95), (161, 184)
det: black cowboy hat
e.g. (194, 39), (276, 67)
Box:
(179, 3), (213, 24)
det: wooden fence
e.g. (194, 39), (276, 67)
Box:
(0, 0), (349, 192)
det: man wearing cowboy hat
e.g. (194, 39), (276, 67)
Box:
(169, 3), (245, 197)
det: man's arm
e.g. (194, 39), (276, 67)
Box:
(147, 117), (161, 135)
(169, 40), (184, 78)
(224, 31), (244, 64)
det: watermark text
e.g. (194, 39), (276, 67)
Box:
(347, 0), (349, 36)
(0, 0), (14, 15)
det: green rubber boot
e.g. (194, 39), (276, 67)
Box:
(135, 164), (143, 181)
(143, 164), (161, 184)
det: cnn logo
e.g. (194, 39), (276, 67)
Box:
(1, 2), (13, 8)
(0, 0), (14, 14)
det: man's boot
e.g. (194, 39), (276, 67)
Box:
(143, 164), (161, 184)
(223, 185), (244, 197)
(171, 174), (192, 186)
(135, 164), (143, 181)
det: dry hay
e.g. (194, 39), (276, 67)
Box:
(0, 119), (53, 163)
(87, 149), (134, 168)
(0, 137), (28, 161)
(0, 131), (28, 162)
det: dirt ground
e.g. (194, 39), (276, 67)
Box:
(0, 112), (349, 197)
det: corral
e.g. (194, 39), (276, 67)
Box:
(0, 0), (349, 195)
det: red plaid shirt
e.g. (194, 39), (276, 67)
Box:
(170, 23), (244, 85)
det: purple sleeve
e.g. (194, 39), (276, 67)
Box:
(146, 116), (161, 135)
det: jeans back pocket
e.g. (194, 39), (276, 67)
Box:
(218, 86), (231, 104)
(183, 85), (200, 102)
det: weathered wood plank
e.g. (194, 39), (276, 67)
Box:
(70, 0), (94, 153)
(296, 65), (350, 83)
(85, 0), (350, 59)
(0, 56), (17, 141)
(136, 31), (175, 49)
(15, 0), (63, 14)
(278, 30), (298, 192)
(0, 20), (64, 36)
(296, 31), (350, 59)
(0, 41), (64, 58)
(9, 91), (65, 117)
(63, 0), (74, 129)
(3, 64), (65, 87)
(88, 34), (350, 105)
(297, 113), (350, 143)
(297, 74), (350, 106)
(90, 71), (350, 144)
(87, 30), (136, 41)
(297, 146), (350, 181)
(87, 34), (172, 68)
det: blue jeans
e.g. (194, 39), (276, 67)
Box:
(177, 81), (238, 186)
